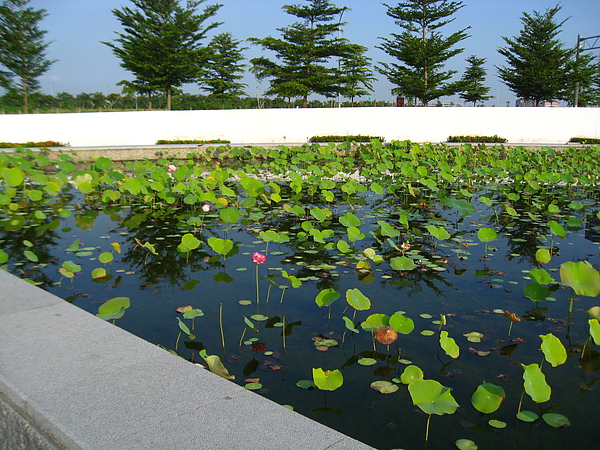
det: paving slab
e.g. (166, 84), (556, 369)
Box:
(0, 270), (373, 449)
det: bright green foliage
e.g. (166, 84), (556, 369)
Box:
(207, 237), (233, 256)
(539, 333), (566, 367)
(315, 288), (340, 307)
(400, 365), (423, 384)
(439, 330), (459, 358)
(97, 297), (130, 321)
(312, 367), (343, 391)
(529, 268), (552, 285)
(427, 224), (451, 241)
(589, 319), (600, 345)
(497, 5), (574, 106)
(471, 382), (505, 414)
(408, 379), (459, 415)
(560, 261), (600, 297)
(0, 0), (55, 113)
(477, 227), (497, 243)
(390, 256), (416, 271)
(346, 288), (371, 310)
(389, 312), (414, 334)
(249, 1), (369, 108)
(378, 0), (469, 105)
(104, 0), (221, 110)
(522, 363), (551, 403)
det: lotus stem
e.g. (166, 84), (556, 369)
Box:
(508, 321), (513, 337)
(239, 326), (247, 347)
(279, 286), (287, 305)
(255, 264), (260, 312)
(425, 414), (432, 445)
(175, 331), (181, 351)
(219, 303), (225, 350)
(282, 316), (286, 351)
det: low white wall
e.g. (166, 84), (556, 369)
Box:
(0, 107), (598, 147)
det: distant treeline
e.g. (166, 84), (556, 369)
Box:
(0, 91), (393, 114)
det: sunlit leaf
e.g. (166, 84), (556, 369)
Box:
(560, 261), (600, 297)
(390, 256), (416, 271)
(97, 297), (130, 321)
(440, 331), (460, 358)
(408, 379), (459, 415)
(471, 383), (505, 414)
(312, 368), (343, 391)
(346, 288), (371, 310)
(522, 363), (551, 403)
(400, 365), (423, 384)
(539, 333), (566, 367)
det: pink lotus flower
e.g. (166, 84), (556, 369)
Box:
(167, 164), (177, 172)
(252, 252), (266, 264)
(202, 204), (211, 213)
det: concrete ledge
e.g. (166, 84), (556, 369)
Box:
(0, 270), (372, 449)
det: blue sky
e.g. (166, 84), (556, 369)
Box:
(33, 0), (600, 106)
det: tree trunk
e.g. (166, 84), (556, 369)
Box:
(166, 86), (172, 110)
(21, 76), (28, 114)
(302, 95), (308, 108)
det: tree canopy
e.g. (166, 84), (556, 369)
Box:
(459, 55), (491, 106)
(378, 0), (469, 105)
(0, 0), (55, 113)
(104, 0), (222, 110)
(200, 32), (247, 109)
(249, 0), (372, 108)
(497, 5), (574, 106)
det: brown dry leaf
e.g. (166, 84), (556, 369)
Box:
(469, 347), (490, 357)
(315, 345), (329, 352)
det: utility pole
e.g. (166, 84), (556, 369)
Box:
(574, 34), (600, 107)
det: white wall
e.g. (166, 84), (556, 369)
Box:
(0, 107), (598, 147)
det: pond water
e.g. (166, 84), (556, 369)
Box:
(2, 143), (600, 449)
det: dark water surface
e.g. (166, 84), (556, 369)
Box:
(2, 181), (600, 450)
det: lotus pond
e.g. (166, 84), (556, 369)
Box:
(2, 142), (600, 450)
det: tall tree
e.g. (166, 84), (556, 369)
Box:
(0, 0), (55, 114)
(339, 44), (375, 106)
(378, 0), (469, 106)
(459, 55), (491, 106)
(104, 0), (222, 110)
(497, 5), (573, 107)
(249, 0), (356, 108)
(200, 32), (247, 109)
(568, 52), (600, 107)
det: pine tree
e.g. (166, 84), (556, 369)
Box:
(104, 0), (222, 110)
(497, 5), (573, 106)
(378, 0), (469, 106)
(0, 0), (55, 114)
(339, 44), (375, 106)
(200, 32), (247, 109)
(459, 55), (491, 106)
(568, 52), (600, 107)
(249, 0), (362, 108)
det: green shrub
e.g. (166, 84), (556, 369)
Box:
(569, 137), (600, 145)
(0, 141), (66, 148)
(309, 135), (384, 143)
(156, 139), (231, 145)
(447, 135), (507, 143)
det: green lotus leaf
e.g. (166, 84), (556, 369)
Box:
(408, 379), (459, 415)
(560, 261), (600, 297)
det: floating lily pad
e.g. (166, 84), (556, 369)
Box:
(371, 380), (398, 394)
(357, 357), (377, 366)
